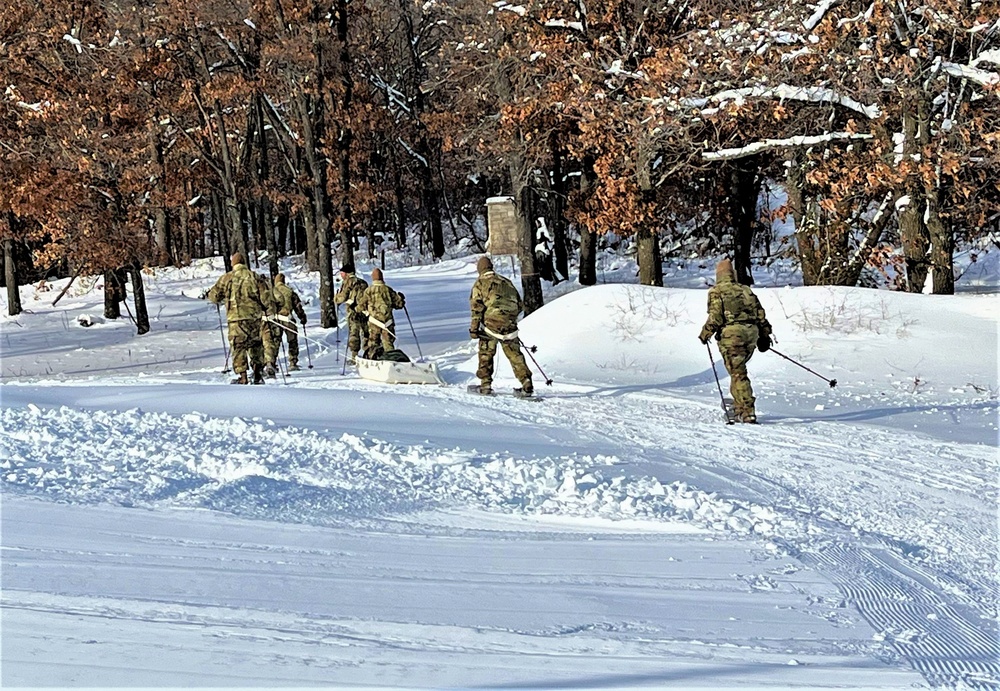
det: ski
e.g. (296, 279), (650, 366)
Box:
(467, 384), (542, 401)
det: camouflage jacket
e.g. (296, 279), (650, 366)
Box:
(701, 274), (771, 340)
(470, 271), (523, 335)
(206, 263), (270, 322)
(257, 274), (278, 316)
(357, 281), (405, 323)
(334, 274), (369, 317)
(273, 282), (307, 323)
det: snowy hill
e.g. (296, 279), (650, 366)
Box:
(1, 257), (997, 688)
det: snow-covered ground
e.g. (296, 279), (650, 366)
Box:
(1, 255), (997, 688)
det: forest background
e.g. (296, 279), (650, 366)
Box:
(1, 0), (997, 331)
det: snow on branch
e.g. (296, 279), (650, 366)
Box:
(803, 0), (837, 31)
(263, 95), (299, 142)
(683, 84), (882, 119)
(397, 137), (428, 167)
(544, 19), (584, 32)
(368, 73), (412, 116)
(493, 2), (526, 16)
(702, 131), (873, 161)
(607, 59), (645, 81)
(940, 61), (1000, 88)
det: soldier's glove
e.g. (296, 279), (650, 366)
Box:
(300, 316), (307, 325)
(469, 329), (480, 340)
(757, 332), (771, 352)
(698, 326), (713, 344)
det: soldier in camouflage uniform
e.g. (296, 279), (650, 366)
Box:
(257, 272), (280, 378)
(356, 268), (405, 359)
(698, 258), (772, 423)
(271, 273), (308, 371)
(206, 252), (270, 385)
(469, 256), (533, 396)
(334, 264), (369, 363)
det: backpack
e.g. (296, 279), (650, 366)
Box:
(486, 275), (522, 320)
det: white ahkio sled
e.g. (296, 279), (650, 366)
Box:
(355, 356), (446, 386)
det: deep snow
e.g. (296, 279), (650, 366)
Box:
(1, 254), (997, 689)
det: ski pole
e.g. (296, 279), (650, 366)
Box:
(215, 304), (230, 373)
(301, 322), (314, 369)
(265, 316), (325, 349)
(334, 306), (341, 363)
(707, 343), (734, 425)
(517, 338), (554, 386)
(277, 337), (289, 385)
(402, 306), (423, 361)
(341, 312), (350, 376)
(769, 347), (838, 388)
(338, 309), (347, 366)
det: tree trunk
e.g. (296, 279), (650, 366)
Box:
(303, 205), (318, 269)
(636, 229), (662, 286)
(178, 196), (191, 263)
(129, 264), (150, 335)
(787, 152), (822, 285)
(211, 191), (233, 271)
(527, 185), (555, 283)
(4, 237), (22, 316)
(550, 139), (569, 282)
(393, 159), (407, 247)
(276, 207), (290, 258)
(103, 270), (122, 319)
(927, 197), (954, 294)
(253, 98), (278, 279)
(148, 124), (172, 267)
(730, 162), (760, 286)
(514, 181), (543, 315)
(900, 101), (930, 292)
(636, 161), (663, 286)
(578, 156), (598, 286)
(295, 214), (307, 257)
(418, 154), (444, 258)
(334, 0), (355, 275)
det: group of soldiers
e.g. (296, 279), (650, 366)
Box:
(334, 265), (407, 363)
(208, 252), (771, 423)
(206, 251), (308, 385)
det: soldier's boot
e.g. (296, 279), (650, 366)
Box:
(288, 361), (301, 372)
(251, 365), (265, 385)
(477, 382), (493, 395)
(230, 372), (248, 385)
(739, 408), (758, 424)
(514, 379), (534, 397)
(265, 364), (277, 379)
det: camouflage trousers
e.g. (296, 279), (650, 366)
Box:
(261, 319), (279, 367)
(274, 318), (300, 368)
(719, 323), (758, 417)
(345, 313), (367, 358)
(365, 320), (395, 358)
(477, 336), (532, 391)
(229, 319), (264, 375)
